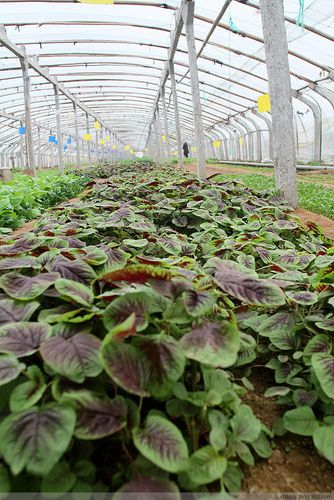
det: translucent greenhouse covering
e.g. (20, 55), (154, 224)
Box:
(0, 0), (333, 169)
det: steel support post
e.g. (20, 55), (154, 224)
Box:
(86, 113), (92, 167)
(155, 108), (165, 160)
(294, 92), (322, 163)
(169, 61), (183, 169)
(73, 101), (81, 169)
(54, 82), (64, 174)
(20, 46), (35, 174)
(259, 0), (297, 207)
(161, 87), (171, 158)
(37, 126), (41, 169)
(182, 1), (206, 178)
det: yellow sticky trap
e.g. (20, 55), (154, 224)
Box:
(239, 137), (244, 146)
(94, 121), (101, 130)
(83, 133), (92, 141)
(99, 139), (105, 145)
(162, 135), (166, 143)
(78, 0), (114, 4)
(112, 145), (117, 150)
(257, 93), (271, 113)
(125, 145), (131, 151)
(130, 149), (134, 154)
(144, 148), (148, 152)
(191, 146), (197, 153)
(105, 135), (110, 142)
(213, 140), (221, 148)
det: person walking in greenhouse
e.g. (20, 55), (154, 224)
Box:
(183, 141), (190, 158)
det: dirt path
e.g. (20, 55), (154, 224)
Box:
(185, 164), (334, 240)
(186, 163), (334, 189)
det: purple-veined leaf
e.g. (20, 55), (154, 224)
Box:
(292, 389), (318, 408)
(114, 476), (180, 499)
(132, 415), (189, 473)
(157, 237), (182, 255)
(103, 292), (151, 332)
(0, 256), (41, 270)
(304, 335), (331, 359)
(0, 272), (59, 301)
(276, 251), (299, 267)
(255, 247), (272, 264)
(9, 366), (46, 412)
(237, 254), (256, 270)
(102, 247), (129, 272)
(101, 342), (149, 397)
(135, 335), (185, 398)
(183, 290), (215, 317)
(231, 404), (261, 443)
(271, 220), (299, 230)
(213, 261), (285, 307)
(286, 291), (318, 305)
(46, 256), (96, 285)
(0, 237), (42, 256)
(55, 278), (94, 308)
(0, 299), (39, 326)
(315, 317), (334, 332)
(269, 330), (300, 351)
(0, 403), (76, 476)
(180, 321), (240, 368)
(40, 334), (102, 383)
(75, 395), (127, 439)
(257, 312), (297, 337)
(0, 354), (25, 386)
(81, 246), (108, 266)
(52, 322), (91, 338)
(149, 278), (191, 298)
(311, 353), (334, 399)
(0, 322), (52, 357)
(129, 220), (156, 233)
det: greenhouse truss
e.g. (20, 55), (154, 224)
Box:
(0, 0), (333, 172)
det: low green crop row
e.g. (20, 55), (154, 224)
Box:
(213, 173), (334, 219)
(0, 172), (88, 231)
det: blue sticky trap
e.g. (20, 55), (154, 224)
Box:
(229, 17), (239, 33)
(64, 144), (68, 151)
(67, 137), (72, 144)
(48, 135), (56, 143)
(18, 126), (26, 135)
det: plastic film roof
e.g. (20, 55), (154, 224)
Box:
(0, 0), (333, 155)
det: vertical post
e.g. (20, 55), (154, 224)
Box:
(19, 46), (35, 174)
(86, 113), (92, 167)
(154, 119), (161, 162)
(20, 134), (25, 170)
(95, 128), (99, 164)
(182, 1), (206, 178)
(37, 126), (41, 169)
(259, 0), (297, 207)
(155, 108), (164, 160)
(161, 87), (171, 159)
(73, 101), (81, 169)
(53, 81), (64, 174)
(169, 61), (183, 169)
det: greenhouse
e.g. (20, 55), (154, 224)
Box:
(0, 0), (333, 495)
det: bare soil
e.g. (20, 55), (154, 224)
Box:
(242, 370), (334, 493)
